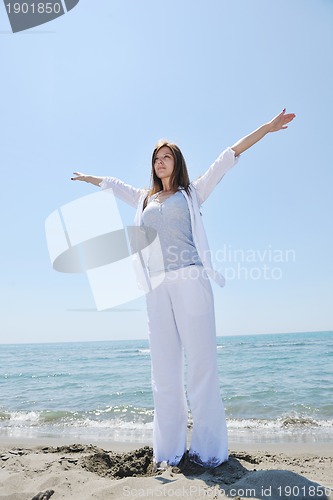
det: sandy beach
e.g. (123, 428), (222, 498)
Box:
(0, 438), (332, 500)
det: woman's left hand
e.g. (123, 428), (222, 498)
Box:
(267, 108), (296, 133)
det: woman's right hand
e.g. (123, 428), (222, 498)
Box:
(71, 171), (89, 182)
(71, 172), (105, 186)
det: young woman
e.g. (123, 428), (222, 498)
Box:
(72, 109), (295, 468)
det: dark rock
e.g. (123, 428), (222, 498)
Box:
(31, 490), (54, 500)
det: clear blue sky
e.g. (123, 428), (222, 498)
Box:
(1, 0), (332, 343)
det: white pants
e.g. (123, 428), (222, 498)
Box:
(146, 265), (228, 467)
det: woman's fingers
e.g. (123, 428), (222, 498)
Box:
(71, 171), (85, 180)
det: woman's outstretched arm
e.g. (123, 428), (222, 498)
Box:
(231, 108), (296, 157)
(71, 172), (105, 186)
(70, 171), (145, 208)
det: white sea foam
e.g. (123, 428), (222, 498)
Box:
(1, 412), (333, 445)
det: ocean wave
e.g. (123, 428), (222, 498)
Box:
(228, 416), (333, 431)
(234, 341), (309, 349)
(0, 406), (154, 429)
(281, 416), (320, 427)
(0, 407), (155, 443)
(1, 408), (333, 446)
(1, 408), (332, 431)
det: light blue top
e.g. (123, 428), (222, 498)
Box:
(100, 147), (239, 288)
(142, 191), (202, 273)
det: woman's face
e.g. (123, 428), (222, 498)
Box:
(153, 146), (175, 182)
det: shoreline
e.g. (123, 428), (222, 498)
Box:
(1, 435), (333, 456)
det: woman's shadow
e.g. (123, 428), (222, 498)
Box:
(157, 451), (332, 500)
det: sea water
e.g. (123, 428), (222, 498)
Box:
(0, 331), (332, 445)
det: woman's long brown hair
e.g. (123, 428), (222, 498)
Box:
(143, 140), (191, 209)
